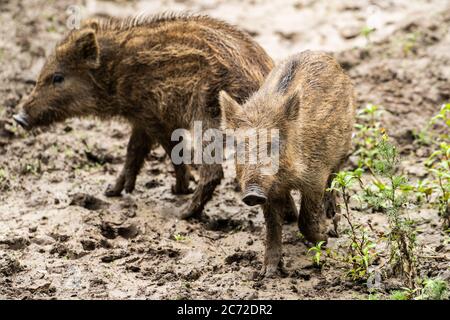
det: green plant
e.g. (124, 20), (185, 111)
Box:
(361, 26), (375, 43)
(413, 179), (434, 204)
(367, 293), (381, 300)
(425, 104), (450, 227)
(416, 278), (449, 300)
(428, 159), (450, 225)
(308, 241), (325, 267)
(358, 176), (395, 212)
(337, 102), (450, 293)
(389, 278), (449, 300)
(173, 234), (187, 242)
(328, 169), (376, 280)
(371, 135), (418, 287)
(351, 131), (418, 287)
(389, 288), (415, 300)
(402, 32), (419, 56)
(353, 104), (383, 169)
(0, 168), (6, 181)
(296, 231), (305, 241)
(412, 129), (431, 146)
(21, 160), (42, 176)
(431, 103), (450, 129)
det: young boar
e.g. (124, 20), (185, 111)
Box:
(219, 51), (356, 276)
(13, 13), (274, 218)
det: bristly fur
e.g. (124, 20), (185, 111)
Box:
(219, 51), (356, 276)
(87, 12), (231, 31)
(19, 12), (274, 220)
(277, 59), (299, 93)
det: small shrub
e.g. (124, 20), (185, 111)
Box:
(371, 135), (417, 287)
(425, 104), (450, 227)
(329, 169), (376, 280)
(416, 278), (449, 300)
(390, 288), (415, 300)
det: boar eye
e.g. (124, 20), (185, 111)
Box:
(52, 73), (64, 85)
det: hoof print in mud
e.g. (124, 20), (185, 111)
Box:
(225, 250), (258, 267)
(101, 251), (129, 263)
(70, 193), (110, 211)
(100, 222), (139, 240)
(0, 236), (30, 251)
(206, 218), (256, 233)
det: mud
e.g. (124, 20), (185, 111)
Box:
(0, 0), (449, 299)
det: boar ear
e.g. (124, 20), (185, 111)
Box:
(81, 19), (100, 32)
(57, 29), (100, 68)
(219, 91), (243, 129)
(283, 93), (300, 121)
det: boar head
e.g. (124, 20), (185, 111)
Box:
(14, 28), (102, 129)
(219, 90), (300, 206)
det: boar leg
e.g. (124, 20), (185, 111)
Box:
(298, 190), (328, 244)
(323, 173), (340, 237)
(323, 174), (338, 219)
(171, 165), (193, 194)
(283, 192), (298, 223)
(260, 197), (284, 277)
(159, 141), (193, 195)
(324, 160), (346, 236)
(180, 164), (224, 219)
(105, 128), (152, 197)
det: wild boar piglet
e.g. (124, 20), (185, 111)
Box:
(13, 13), (274, 219)
(220, 50), (356, 276)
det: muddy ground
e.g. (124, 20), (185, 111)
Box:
(0, 0), (449, 299)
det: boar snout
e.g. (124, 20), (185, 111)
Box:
(13, 112), (31, 130)
(242, 184), (267, 206)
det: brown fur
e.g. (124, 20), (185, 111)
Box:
(219, 51), (356, 276)
(16, 13), (273, 218)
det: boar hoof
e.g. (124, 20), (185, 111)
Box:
(324, 213), (340, 238)
(326, 223), (339, 238)
(300, 229), (328, 245)
(327, 229), (338, 238)
(171, 184), (193, 195)
(259, 264), (279, 278)
(178, 203), (203, 220)
(104, 184), (123, 197)
(299, 219), (329, 244)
